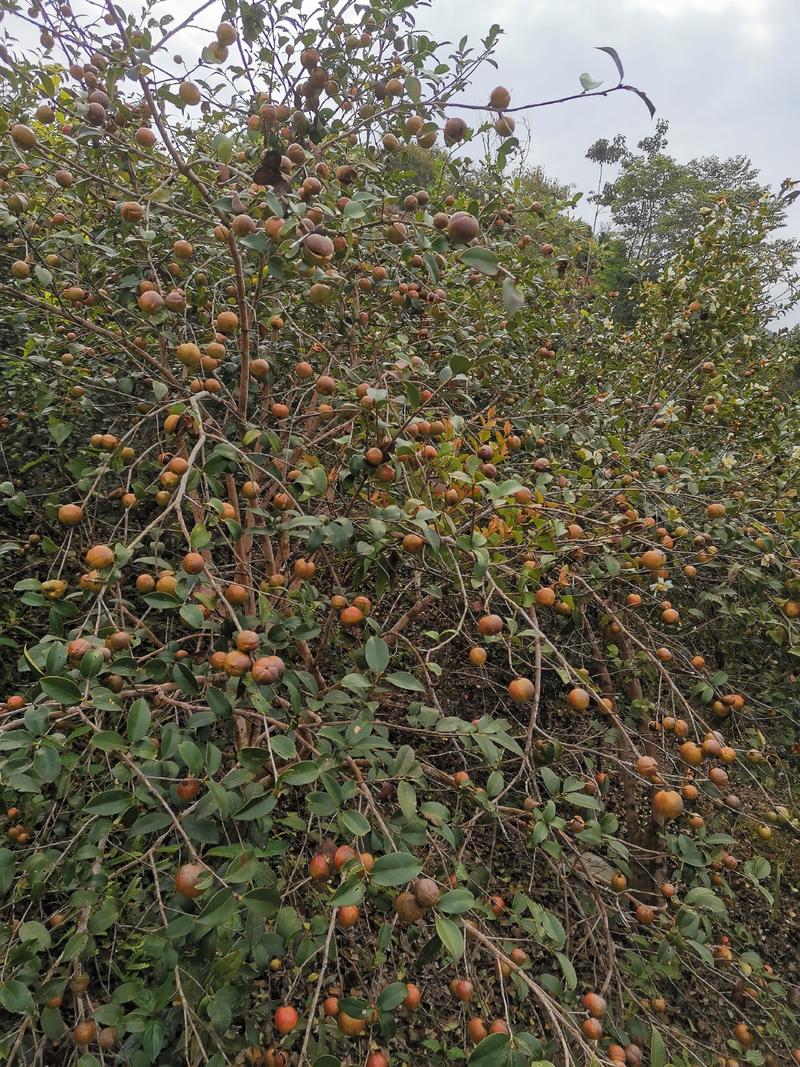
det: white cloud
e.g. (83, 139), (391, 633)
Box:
(626, 0), (765, 13)
(624, 0), (773, 42)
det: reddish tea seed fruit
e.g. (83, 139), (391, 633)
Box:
(72, 1020), (97, 1045)
(274, 1005), (299, 1034)
(226, 582), (247, 604)
(489, 895), (505, 916)
(402, 533), (425, 553)
(98, 1027), (117, 1050)
(58, 503), (83, 525)
(403, 983), (421, 1010)
(467, 1017), (488, 1043)
(224, 650), (251, 676)
(679, 741), (703, 766)
(175, 862), (205, 899)
(235, 629), (260, 653)
(508, 677), (535, 702)
(182, 551), (205, 574)
(323, 996), (339, 1016)
(478, 614), (503, 636)
(640, 548), (666, 571)
(394, 891), (424, 924)
(447, 212), (480, 243)
(85, 544), (114, 569)
(333, 845), (356, 869)
(567, 687), (590, 710)
(635, 755), (659, 778)
(176, 778), (200, 802)
(413, 877), (440, 908)
(337, 905), (360, 929)
(309, 854), (331, 881)
(582, 1017), (603, 1041)
(652, 789), (684, 821)
(337, 1010), (366, 1036)
(452, 979), (474, 1002)
(581, 992), (607, 1018)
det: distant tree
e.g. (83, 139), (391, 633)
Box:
(587, 120), (799, 323)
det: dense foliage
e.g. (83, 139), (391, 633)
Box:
(585, 120), (800, 325)
(0, 2), (799, 1067)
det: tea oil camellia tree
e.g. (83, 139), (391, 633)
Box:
(0, 1), (799, 1066)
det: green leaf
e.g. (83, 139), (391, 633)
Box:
(437, 888), (476, 914)
(378, 981), (408, 1011)
(684, 886), (726, 915)
(365, 636), (390, 675)
(127, 698), (151, 742)
(85, 789), (133, 816)
(233, 793), (275, 821)
(339, 809), (370, 837)
(281, 761), (320, 786)
(215, 136), (233, 162)
(555, 951), (577, 991)
(397, 780), (417, 819)
(343, 200), (366, 220)
(540, 766), (561, 796)
(207, 687), (232, 717)
(48, 418), (72, 445)
(501, 276), (524, 315)
(405, 75), (421, 102)
(19, 921), (51, 949)
(0, 849), (15, 896)
(61, 931), (88, 961)
(190, 523), (211, 550)
(579, 72), (603, 90)
(434, 913), (464, 961)
(330, 876), (366, 907)
(180, 603), (205, 629)
(240, 231), (270, 253)
(650, 1025), (666, 1067)
(33, 746), (60, 783)
(41, 1005), (66, 1039)
(468, 1032), (510, 1065)
(371, 852), (423, 887)
(385, 671), (425, 692)
(459, 247), (498, 275)
(0, 980), (34, 1014)
(338, 996), (371, 1019)
(41, 675), (82, 704)
(242, 886), (280, 917)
